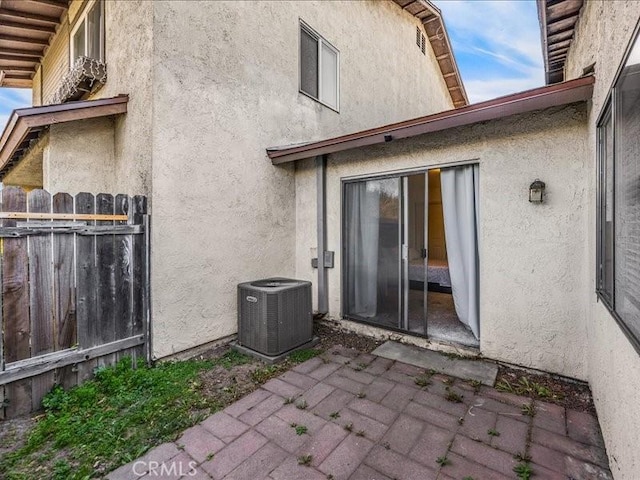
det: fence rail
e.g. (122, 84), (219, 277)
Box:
(0, 187), (149, 419)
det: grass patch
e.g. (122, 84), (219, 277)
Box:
(0, 352), (250, 480)
(496, 377), (555, 399)
(288, 349), (321, 364)
(514, 462), (533, 480)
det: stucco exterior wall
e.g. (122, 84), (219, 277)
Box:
(149, 0), (454, 358)
(33, 0), (153, 197)
(564, 2), (640, 478)
(2, 133), (47, 189)
(295, 105), (590, 380)
(43, 117), (115, 194)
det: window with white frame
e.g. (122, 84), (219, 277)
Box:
(70, 0), (104, 64)
(597, 26), (640, 352)
(299, 22), (339, 111)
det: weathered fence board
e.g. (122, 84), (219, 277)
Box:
(53, 193), (76, 390)
(132, 196), (148, 364)
(0, 188), (149, 418)
(2, 188), (32, 418)
(2, 188), (30, 363)
(96, 194), (116, 369)
(28, 190), (56, 410)
(115, 194), (132, 342)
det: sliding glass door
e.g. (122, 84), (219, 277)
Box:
(344, 178), (401, 329)
(344, 174), (428, 335)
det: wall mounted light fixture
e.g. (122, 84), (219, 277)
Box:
(529, 179), (545, 203)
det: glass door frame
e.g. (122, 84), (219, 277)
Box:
(341, 170), (430, 338)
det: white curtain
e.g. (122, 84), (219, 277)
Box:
(441, 165), (480, 339)
(346, 182), (380, 317)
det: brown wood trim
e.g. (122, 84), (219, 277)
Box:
(0, 96), (128, 173)
(24, 0), (69, 10)
(0, 47), (42, 57)
(267, 76), (594, 164)
(0, 8), (62, 25)
(1, 20), (57, 34)
(0, 53), (39, 63)
(2, 66), (37, 73)
(0, 34), (49, 46)
(393, 0), (468, 107)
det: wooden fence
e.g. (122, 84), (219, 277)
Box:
(0, 187), (149, 419)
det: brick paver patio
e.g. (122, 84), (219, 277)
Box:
(107, 346), (612, 479)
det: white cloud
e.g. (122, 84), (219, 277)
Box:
(434, 0), (544, 103)
(0, 88), (31, 131)
(464, 77), (544, 103)
(0, 88), (32, 111)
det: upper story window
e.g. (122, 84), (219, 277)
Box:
(299, 21), (339, 111)
(70, 0), (104, 64)
(596, 26), (640, 353)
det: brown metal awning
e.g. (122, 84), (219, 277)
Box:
(537, 0), (584, 85)
(0, 0), (69, 88)
(393, 0), (468, 107)
(0, 95), (128, 179)
(267, 75), (594, 164)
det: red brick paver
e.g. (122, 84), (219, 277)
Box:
(106, 346), (613, 480)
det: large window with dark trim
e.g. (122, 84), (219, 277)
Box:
(597, 29), (640, 351)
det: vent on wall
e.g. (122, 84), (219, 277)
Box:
(416, 26), (426, 55)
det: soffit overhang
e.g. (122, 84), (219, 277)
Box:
(0, 0), (69, 88)
(537, 0), (584, 84)
(393, 0), (468, 108)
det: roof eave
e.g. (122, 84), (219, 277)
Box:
(393, 0), (468, 107)
(0, 95), (129, 178)
(267, 75), (594, 164)
(0, 0), (69, 88)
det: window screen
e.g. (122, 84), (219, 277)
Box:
(597, 31), (640, 350)
(320, 43), (338, 109)
(299, 22), (338, 110)
(72, 20), (86, 62)
(598, 106), (614, 302)
(614, 57), (640, 342)
(87, 1), (102, 60)
(300, 27), (319, 99)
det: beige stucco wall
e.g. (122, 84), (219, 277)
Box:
(2, 133), (47, 189)
(295, 105), (590, 380)
(564, 2), (640, 478)
(149, 0), (454, 358)
(32, 0), (153, 196)
(43, 117), (115, 194)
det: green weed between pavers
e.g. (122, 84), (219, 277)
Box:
(0, 350), (255, 480)
(0, 347), (322, 480)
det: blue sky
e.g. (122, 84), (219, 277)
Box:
(0, 0), (543, 126)
(0, 88), (31, 131)
(434, 0), (544, 103)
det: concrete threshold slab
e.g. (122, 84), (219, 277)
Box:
(372, 341), (498, 386)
